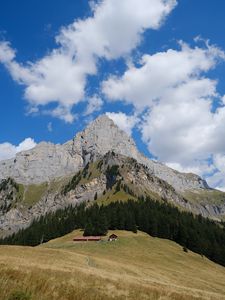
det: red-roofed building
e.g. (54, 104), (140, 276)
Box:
(73, 236), (101, 242)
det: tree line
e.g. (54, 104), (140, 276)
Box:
(1, 196), (225, 267)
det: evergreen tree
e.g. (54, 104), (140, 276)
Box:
(84, 222), (94, 236)
(97, 213), (108, 236)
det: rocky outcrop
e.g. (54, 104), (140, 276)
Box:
(0, 178), (20, 215)
(0, 115), (209, 192)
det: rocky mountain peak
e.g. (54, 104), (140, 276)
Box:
(0, 114), (209, 191)
(64, 114), (138, 164)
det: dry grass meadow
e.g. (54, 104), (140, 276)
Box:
(0, 230), (225, 300)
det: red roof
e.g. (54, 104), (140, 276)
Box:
(73, 236), (101, 241)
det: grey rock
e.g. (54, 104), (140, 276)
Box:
(0, 114), (209, 192)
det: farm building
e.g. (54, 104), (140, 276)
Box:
(73, 236), (101, 242)
(108, 234), (118, 241)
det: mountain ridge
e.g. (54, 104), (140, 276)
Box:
(0, 114), (209, 192)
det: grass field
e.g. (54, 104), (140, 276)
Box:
(0, 230), (225, 300)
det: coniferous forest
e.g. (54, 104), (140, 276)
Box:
(1, 196), (225, 267)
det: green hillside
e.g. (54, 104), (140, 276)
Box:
(0, 230), (225, 300)
(183, 189), (225, 205)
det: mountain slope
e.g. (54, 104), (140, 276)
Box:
(0, 152), (184, 236)
(1, 151), (225, 237)
(0, 230), (225, 300)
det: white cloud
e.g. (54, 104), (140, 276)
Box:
(0, 0), (176, 122)
(106, 112), (138, 136)
(46, 105), (76, 123)
(0, 138), (36, 161)
(0, 41), (15, 63)
(0, 143), (17, 161)
(103, 42), (224, 109)
(141, 95), (214, 164)
(84, 95), (103, 116)
(59, 0), (177, 60)
(16, 138), (36, 153)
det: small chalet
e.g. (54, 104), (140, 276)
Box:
(73, 236), (101, 242)
(108, 234), (118, 242)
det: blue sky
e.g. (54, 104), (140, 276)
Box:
(1, 0), (225, 190)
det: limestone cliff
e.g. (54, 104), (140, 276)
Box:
(0, 115), (208, 192)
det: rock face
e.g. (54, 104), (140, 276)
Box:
(0, 178), (20, 215)
(0, 142), (83, 185)
(0, 114), (209, 192)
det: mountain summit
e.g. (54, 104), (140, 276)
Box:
(0, 114), (208, 192)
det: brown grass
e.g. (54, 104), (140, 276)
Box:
(0, 230), (225, 300)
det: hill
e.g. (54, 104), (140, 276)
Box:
(0, 230), (225, 300)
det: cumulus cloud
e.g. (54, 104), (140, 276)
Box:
(103, 41), (225, 189)
(0, 138), (36, 161)
(106, 112), (138, 136)
(59, 0), (177, 60)
(102, 42), (224, 109)
(0, 0), (176, 122)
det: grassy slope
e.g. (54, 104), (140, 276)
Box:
(183, 189), (225, 205)
(96, 188), (137, 205)
(0, 230), (225, 300)
(15, 177), (71, 208)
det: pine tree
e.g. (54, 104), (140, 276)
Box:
(97, 213), (108, 236)
(84, 222), (94, 236)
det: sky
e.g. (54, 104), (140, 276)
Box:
(1, 0), (225, 190)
